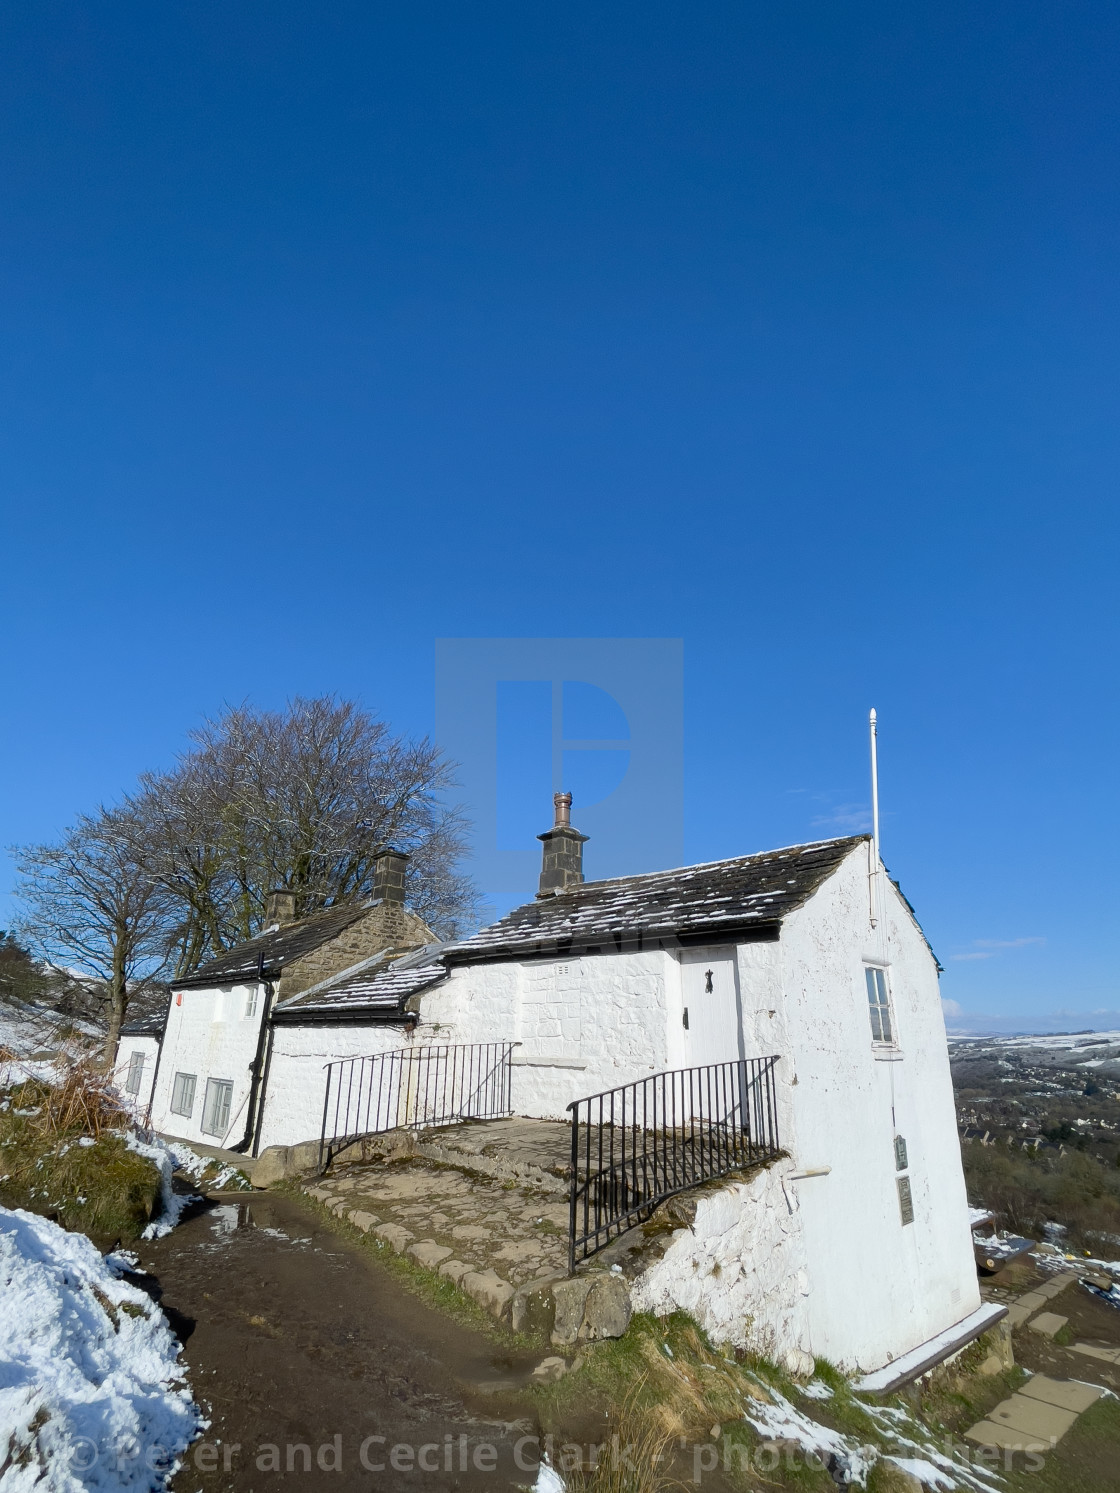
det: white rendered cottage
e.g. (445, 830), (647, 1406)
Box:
(135, 851), (434, 1154)
(126, 801), (995, 1377)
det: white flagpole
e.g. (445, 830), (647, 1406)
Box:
(869, 708), (881, 929)
(869, 707), (881, 866)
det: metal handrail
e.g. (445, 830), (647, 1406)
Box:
(319, 1040), (518, 1170)
(567, 1055), (781, 1271)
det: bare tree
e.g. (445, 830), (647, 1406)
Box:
(14, 806), (173, 1065)
(132, 697), (479, 975)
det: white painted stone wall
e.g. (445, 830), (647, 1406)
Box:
(420, 949), (673, 1119)
(148, 983), (265, 1148)
(773, 845), (981, 1372)
(255, 1023), (407, 1152)
(631, 1158), (812, 1368)
(112, 1034), (160, 1118)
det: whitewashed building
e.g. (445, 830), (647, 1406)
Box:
(132, 852), (434, 1154)
(127, 799), (996, 1376)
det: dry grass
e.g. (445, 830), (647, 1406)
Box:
(33, 1060), (131, 1138)
(562, 1381), (683, 1493)
(0, 1068), (161, 1240)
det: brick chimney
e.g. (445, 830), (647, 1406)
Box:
(265, 889), (297, 925)
(537, 792), (588, 896)
(373, 848), (409, 905)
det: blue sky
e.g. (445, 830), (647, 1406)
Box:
(1, 3), (1117, 1032)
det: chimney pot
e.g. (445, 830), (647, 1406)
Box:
(373, 848), (409, 906)
(537, 793), (588, 896)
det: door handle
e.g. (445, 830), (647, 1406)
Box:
(682, 1008), (689, 1029)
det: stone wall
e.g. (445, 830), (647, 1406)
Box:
(278, 903), (434, 998)
(630, 1160), (813, 1370)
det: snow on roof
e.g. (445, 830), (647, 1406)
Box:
(273, 942), (450, 1020)
(446, 835), (868, 963)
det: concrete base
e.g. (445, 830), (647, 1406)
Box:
(855, 1302), (1009, 1395)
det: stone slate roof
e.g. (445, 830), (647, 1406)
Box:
(174, 903), (374, 989)
(121, 998), (169, 1038)
(273, 943), (450, 1021)
(445, 835), (869, 964)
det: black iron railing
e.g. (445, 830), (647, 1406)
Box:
(319, 1041), (518, 1169)
(567, 1056), (781, 1271)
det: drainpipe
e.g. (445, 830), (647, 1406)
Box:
(142, 993), (170, 1133)
(231, 959), (274, 1154)
(250, 1018), (277, 1157)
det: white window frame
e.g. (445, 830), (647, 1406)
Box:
(245, 986), (259, 1019)
(124, 1051), (145, 1096)
(170, 1071), (197, 1117)
(864, 965), (895, 1046)
(202, 1078), (234, 1139)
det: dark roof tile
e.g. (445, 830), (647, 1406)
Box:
(445, 835), (868, 962)
(175, 903), (374, 988)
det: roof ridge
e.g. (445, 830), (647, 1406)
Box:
(515, 833), (869, 901)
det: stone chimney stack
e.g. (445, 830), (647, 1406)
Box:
(537, 792), (589, 896)
(265, 889), (297, 926)
(373, 848), (409, 905)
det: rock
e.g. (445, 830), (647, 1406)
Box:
(580, 1274), (631, 1341)
(550, 1273), (631, 1346)
(348, 1210), (379, 1232)
(1083, 1271), (1114, 1291)
(439, 1258), (470, 1284)
(452, 1224), (491, 1241)
(251, 1140), (322, 1188)
(462, 1269), (516, 1320)
(550, 1277), (595, 1347)
(782, 1348), (815, 1380)
(511, 1277), (562, 1338)
(374, 1223), (414, 1253)
(531, 1356), (569, 1384)
(408, 1240), (453, 1269)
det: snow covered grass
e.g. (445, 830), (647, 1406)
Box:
(0, 1079), (163, 1240)
(0, 1204), (202, 1490)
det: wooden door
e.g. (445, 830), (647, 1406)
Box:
(681, 948), (743, 1068)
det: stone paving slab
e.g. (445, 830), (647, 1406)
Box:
(1019, 1375), (1105, 1414)
(1015, 1291), (1048, 1311)
(988, 1394), (1079, 1441)
(964, 1420), (1052, 1453)
(415, 1118), (572, 1194)
(1071, 1342), (1120, 1365)
(1036, 1272), (1079, 1299)
(1027, 1311), (1068, 1339)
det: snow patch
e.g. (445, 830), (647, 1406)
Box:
(123, 1133), (199, 1240)
(0, 1205), (201, 1490)
(532, 1459), (566, 1492)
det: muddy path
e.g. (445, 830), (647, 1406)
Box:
(135, 1191), (550, 1492)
